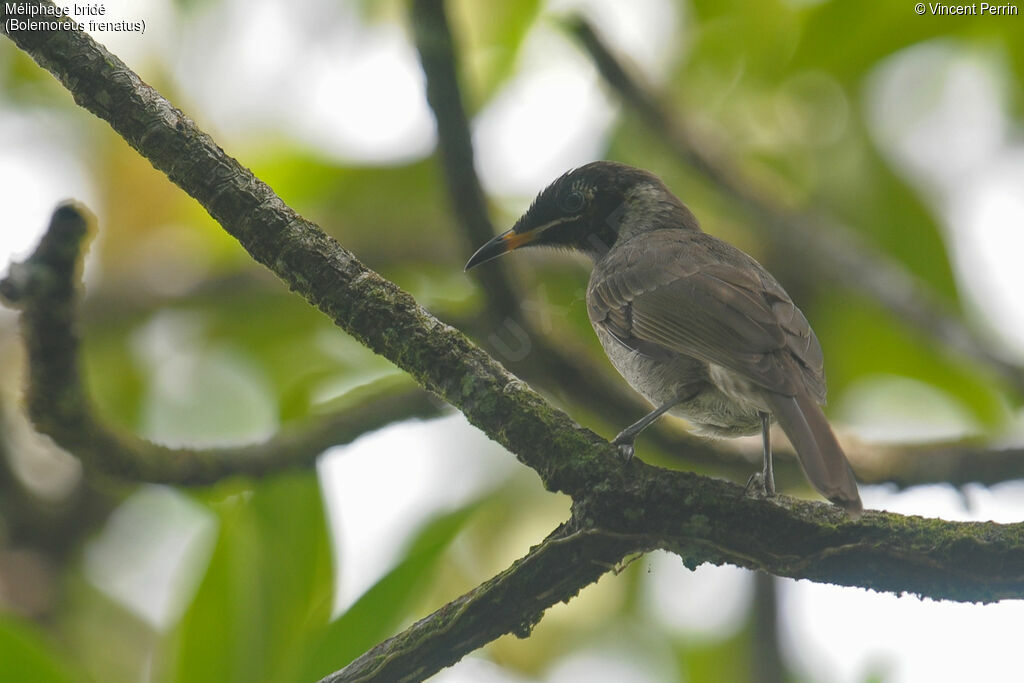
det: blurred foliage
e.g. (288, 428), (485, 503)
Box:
(296, 501), (481, 680)
(452, 0), (543, 107)
(0, 616), (76, 683)
(2, 0), (1023, 681)
(165, 474), (333, 683)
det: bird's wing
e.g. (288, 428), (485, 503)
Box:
(587, 230), (826, 400)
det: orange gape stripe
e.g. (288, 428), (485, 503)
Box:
(502, 230), (539, 250)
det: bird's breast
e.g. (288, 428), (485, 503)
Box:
(593, 325), (702, 403)
(592, 325), (762, 437)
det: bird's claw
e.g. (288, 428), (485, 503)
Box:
(611, 435), (635, 461)
(744, 471), (774, 498)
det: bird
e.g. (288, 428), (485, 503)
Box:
(465, 160), (862, 515)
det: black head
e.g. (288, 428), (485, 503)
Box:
(465, 161), (697, 270)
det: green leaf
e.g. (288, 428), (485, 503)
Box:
(455, 0), (544, 107)
(82, 315), (148, 432)
(250, 156), (459, 269)
(83, 285), (396, 430)
(679, 631), (749, 683)
(685, 0), (801, 80)
(298, 501), (481, 681)
(820, 125), (959, 301)
(0, 616), (76, 683)
(793, 0), (1022, 87)
(815, 293), (1007, 427)
(164, 473), (332, 683)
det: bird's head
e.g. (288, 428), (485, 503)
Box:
(465, 161), (699, 270)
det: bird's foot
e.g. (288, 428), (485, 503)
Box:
(611, 433), (635, 461)
(744, 471), (775, 498)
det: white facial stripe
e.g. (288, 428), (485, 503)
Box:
(528, 216), (572, 235)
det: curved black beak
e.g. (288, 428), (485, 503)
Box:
(464, 228), (538, 271)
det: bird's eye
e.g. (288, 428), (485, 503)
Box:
(561, 190), (585, 213)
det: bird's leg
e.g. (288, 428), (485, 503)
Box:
(760, 411), (775, 495)
(611, 397), (681, 461)
(745, 412), (776, 496)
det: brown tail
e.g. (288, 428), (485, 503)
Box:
(766, 391), (862, 516)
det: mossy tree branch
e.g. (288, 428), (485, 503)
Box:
(323, 519), (643, 683)
(4, 5), (1024, 683)
(6, 207), (1023, 608)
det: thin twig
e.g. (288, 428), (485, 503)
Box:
(0, 204), (443, 484)
(411, 0), (521, 324)
(0, 407), (116, 570)
(848, 438), (1024, 489)
(414, 3), (1024, 490)
(751, 572), (785, 683)
(641, 424), (1024, 490)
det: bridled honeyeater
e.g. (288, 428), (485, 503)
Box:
(466, 161), (862, 515)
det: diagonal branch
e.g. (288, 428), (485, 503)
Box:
(4, 8), (1024, 682)
(323, 518), (642, 683)
(1, 0), (611, 500)
(4, 0), (1023, 598)
(567, 16), (1024, 395)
